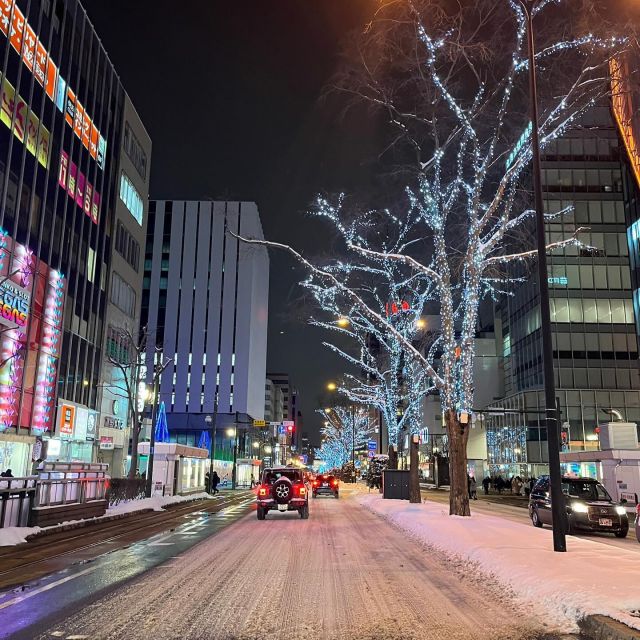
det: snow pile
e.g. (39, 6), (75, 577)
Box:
(0, 492), (214, 547)
(107, 491), (214, 515)
(0, 525), (42, 546)
(357, 493), (640, 632)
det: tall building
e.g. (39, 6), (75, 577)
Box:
(486, 102), (640, 477)
(142, 200), (269, 460)
(0, 0), (150, 476)
(264, 377), (284, 423)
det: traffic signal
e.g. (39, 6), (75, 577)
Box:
(287, 424), (294, 434)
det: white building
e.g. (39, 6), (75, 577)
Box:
(143, 201), (269, 445)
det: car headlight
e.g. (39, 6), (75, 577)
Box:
(615, 505), (627, 516)
(571, 502), (589, 513)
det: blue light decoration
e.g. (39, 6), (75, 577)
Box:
(154, 401), (170, 443)
(198, 430), (211, 450)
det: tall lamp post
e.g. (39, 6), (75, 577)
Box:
(518, 0), (566, 552)
(144, 367), (161, 498)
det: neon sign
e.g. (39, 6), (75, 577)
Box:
(0, 0), (106, 168)
(548, 276), (568, 286)
(0, 279), (29, 329)
(0, 76), (50, 167)
(610, 56), (640, 190)
(58, 152), (101, 224)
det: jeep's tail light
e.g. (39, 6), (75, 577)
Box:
(258, 486), (267, 497)
(299, 486), (306, 496)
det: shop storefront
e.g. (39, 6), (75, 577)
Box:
(48, 402), (98, 464)
(0, 433), (34, 477)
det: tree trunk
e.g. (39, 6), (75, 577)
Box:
(408, 436), (421, 503)
(445, 409), (470, 516)
(388, 445), (398, 470)
(128, 421), (141, 480)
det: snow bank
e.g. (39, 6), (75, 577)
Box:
(356, 493), (640, 632)
(0, 492), (214, 547)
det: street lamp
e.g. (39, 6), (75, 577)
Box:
(517, 0), (566, 553)
(326, 382), (337, 391)
(336, 317), (349, 328)
(226, 425), (238, 489)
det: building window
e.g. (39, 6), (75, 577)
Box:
(123, 122), (148, 180)
(115, 220), (140, 271)
(119, 173), (144, 225)
(106, 325), (131, 364)
(110, 272), (137, 316)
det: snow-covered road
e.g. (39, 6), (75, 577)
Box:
(34, 488), (561, 640)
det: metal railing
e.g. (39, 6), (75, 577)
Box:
(36, 464), (109, 507)
(0, 476), (37, 528)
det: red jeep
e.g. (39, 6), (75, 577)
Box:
(256, 467), (309, 520)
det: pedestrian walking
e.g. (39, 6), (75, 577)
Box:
(482, 476), (490, 495)
(211, 471), (220, 495)
(469, 476), (478, 500)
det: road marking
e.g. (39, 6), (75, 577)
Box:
(147, 542), (174, 546)
(0, 567), (96, 610)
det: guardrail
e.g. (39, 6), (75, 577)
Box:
(0, 476), (37, 528)
(36, 469), (109, 507)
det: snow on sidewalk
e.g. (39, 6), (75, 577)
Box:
(0, 491), (214, 547)
(356, 492), (640, 633)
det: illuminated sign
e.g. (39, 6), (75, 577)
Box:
(0, 76), (50, 167)
(610, 56), (640, 190)
(0, 0), (106, 168)
(59, 404), (75, 436)
(58, 151), (101, 224)
(506, 122), (532, 170)
(0, 229), (64, 433)
(548, 276), (568, 286)
(0, 279), (29, 329)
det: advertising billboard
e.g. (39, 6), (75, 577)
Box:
(0, 229), (65, 433)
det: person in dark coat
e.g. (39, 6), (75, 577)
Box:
(211, 471), (220, 495)
(482, 476), (491, 495)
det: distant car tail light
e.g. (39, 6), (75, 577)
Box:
(258, 486), (267, 497)
(332, 480), (338, 487)
(312, 481), (318, 486)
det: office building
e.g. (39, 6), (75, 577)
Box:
(0, 0), (149, 475)
(142, 200), (269, 463)
(486, 102), (640, 477)
(265, 377), (284, 424)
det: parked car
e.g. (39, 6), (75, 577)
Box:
(256, 467), (309, 520)
(529, 475), (629, 538)
(312, 474), (339, 498)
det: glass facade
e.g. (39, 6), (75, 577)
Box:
(488, 104), (640, 474)
(0, 0), (125, 439)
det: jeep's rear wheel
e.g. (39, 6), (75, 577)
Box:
(299, 505), (309, 519)
(257, 507), (266, 520)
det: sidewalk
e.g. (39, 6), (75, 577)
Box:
(357, 492), (640, 636)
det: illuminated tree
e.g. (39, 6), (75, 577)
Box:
(235, 0), (631, 515)
(314, 407), (369, 471)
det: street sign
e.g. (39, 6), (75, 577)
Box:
(367, 440), (376, 450)
(278, 425), (286, 435)
(268, 421), (281, 426)
(253, 419), (266, 427)
(282, 420), (294, 427)
(368, 450), (374, 458)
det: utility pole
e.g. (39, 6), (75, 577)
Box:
(518, 0), (566, 552)
(231, 411), (239, 490)
(409, 434), (420, 503)
(144, 368), (160, 498)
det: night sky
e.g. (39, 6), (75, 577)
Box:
(82, 0), (380, 444)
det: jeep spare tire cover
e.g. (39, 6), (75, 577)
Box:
(272, 477), (293, 504)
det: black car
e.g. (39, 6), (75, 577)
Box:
(312, 474), (339, 498)
(529, 475), (629, 537)
(256, 467), (309, 520)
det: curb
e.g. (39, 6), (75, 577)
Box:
(579, 615), (640, 640)
(23, 497), (210, 542)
